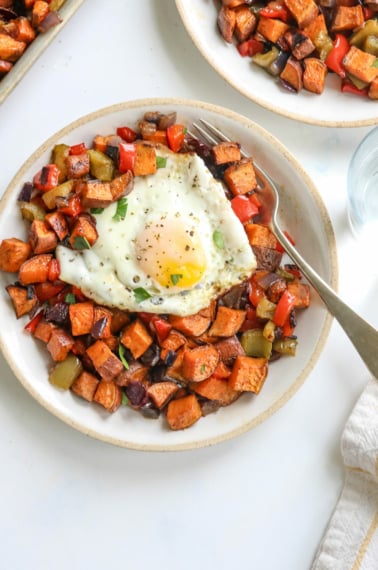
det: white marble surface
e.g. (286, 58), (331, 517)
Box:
(0, 2), (376, 569)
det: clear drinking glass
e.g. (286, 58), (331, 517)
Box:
(347, 127), (378, 238)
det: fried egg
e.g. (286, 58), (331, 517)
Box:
(57, 146), (256, 316)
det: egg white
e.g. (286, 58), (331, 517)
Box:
(57, 146), (256, 316)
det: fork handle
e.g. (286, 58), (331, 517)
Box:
(274, 226), (378, 379)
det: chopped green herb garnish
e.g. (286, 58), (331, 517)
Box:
(65, 293), (76, 304)
(74, 236), (91, 250)
(373, 59), (378, 68)
(200, 364), (206, 373)
(90, 207), (104, 214)
(213, 229), (225, 249)
(119, 344), (129, 370)
(170, 273), (183, 286)
(133, 287), (152, 303)
(121, 392), (129, 406)
(113, 197), (128, 221)
(156, 156), (167, 169)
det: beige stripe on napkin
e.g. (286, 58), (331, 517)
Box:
(312, 379), (378, 570)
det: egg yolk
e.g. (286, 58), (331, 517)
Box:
(135, 219), (207, 289)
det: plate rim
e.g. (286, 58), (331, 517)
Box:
(175, 0), (378, 128)
(0, 97), (337, 451)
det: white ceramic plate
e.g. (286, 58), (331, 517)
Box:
(175, 0), (378, 127)
(0, 98), (336, 450)
(0, 0), (84, 105)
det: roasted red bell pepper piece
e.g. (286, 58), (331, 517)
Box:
(341, 81), (369, 97)
(24, 310), (44, 334)
(276, 230), (295, 253)
(282, 319), (295, 337)
(166, 124), (185, 153)
(237, 37), (264, 57)
(231, 195), (259, 223)
(151, 316), (172, 344)
(119, 142), (136, 173)
(35, 281), (65, 302)
(363, 7), (375, 19)
(33, 164), (60, 192)
(259, 5), (290, 22)
(57, 193), (83, 217)
(273, 289), (296, 327)
(249, 280), (266, 308)
(325, 34), (349, 78)
(240, 306), (261, 332)
(69, 142), (87, 155)
(48, 258), (60, 281)
(117, 126), (138, 142)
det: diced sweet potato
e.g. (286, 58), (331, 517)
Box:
(224, 158), (257, 196)
(234, 5), (257, 42)
(46, 327), (74, 362)
(343, 46), (378, 84)
(257, 16), (289, 43)
(148, 381), (179, 409)
(18, 253), (52, 285)
(208, 306), (246, 337)
(189, 376), (240, 406)
(166, 394), (202, 430)
(86, 340), (124, 381)
(283, 0), (318, 28)
(244, 223), (277, 249)
(29, 219), (58, 254)
(280, 56), (303, 92)
(65, 152), (90, 179)
(31, 1), (49, 28)
(168, 311), (211, 337)
(79, 180), (114, 209)
(93, 379), (122, 413)
(287, 281), (311, 308)
(71, 371), (100, 402)
(368, 77), (378, 100)
(133, 141), (156, 176)
(6, 284), (37, 318)
(45, 210), (69, 241)
(0, 238), (31, 272)
(182, 344), (220, 382)
(331, 5), (364, 33)
(0, 59), (12, 75)
(0, 33), (26, 62)
(217, 6), (236, 43)
(165, 347), (186, 382)
(14, 16), (36, 44)
(214, 335), (245, 364)
(110, 171), (134, 201)
(228, 355), (268, 393)
(33, 319), (56, 343)
(303, 13), (327, 44)
(115, 361), (149, 386)
(159, 329), (187, 361)
(303, 57), (327, 94)
(120, 318), (153, 359)
(110, 309), (131, 334)
(213, 360), (232, 379)
(69, 216), (98, 248)
(69, 301), (95, 336)
(212, 142), (241, 165)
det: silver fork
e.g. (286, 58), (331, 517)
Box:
(190, 119), (378, 379)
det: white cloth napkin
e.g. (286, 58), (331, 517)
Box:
(312, 379), (378, 570)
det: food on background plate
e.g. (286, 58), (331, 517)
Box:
(0, 111), (310, 431)
(216, 0), (378, 99)
(0, 0), (64, 80)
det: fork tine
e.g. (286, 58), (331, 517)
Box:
(191, 119), (248, 158)
(191, 121), (219, 147)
